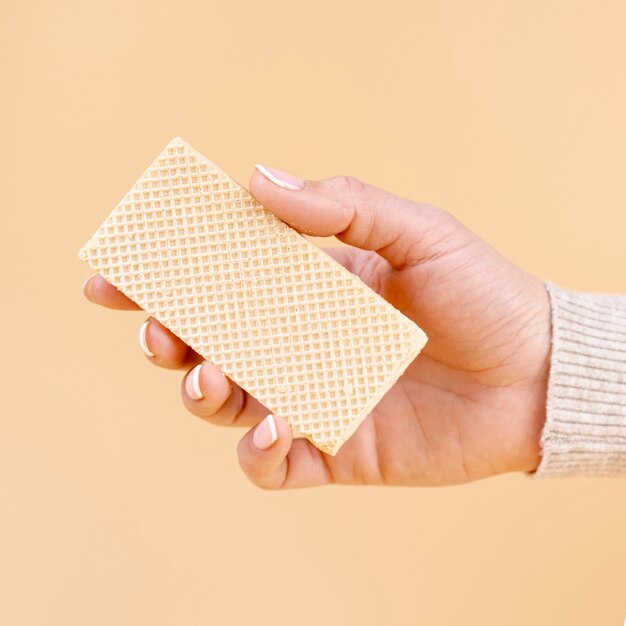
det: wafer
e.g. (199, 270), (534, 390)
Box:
(78, 137), (428, 454)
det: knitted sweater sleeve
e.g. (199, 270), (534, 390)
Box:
(536, 281), (626, 477)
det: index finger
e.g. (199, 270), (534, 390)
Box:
(82, 273), (141, 310)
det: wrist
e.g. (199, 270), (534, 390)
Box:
(516, 308), (552, 474)
(518, 356), (550, 473)
(509, 281), (553, 474)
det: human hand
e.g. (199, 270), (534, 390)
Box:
(82, 166), (551, 488)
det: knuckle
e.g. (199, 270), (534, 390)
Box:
(332, 175), (368, 217)
(328, 175), (378, 247)
(236, 437), (249, 466)
(212, 386), (243, 425)
(252, 477), (280, 491)
(237, 448), (279, 491)
(194, 410), (227, 425)
(411, 201), (453, 228)
(188, 391), (239, 425)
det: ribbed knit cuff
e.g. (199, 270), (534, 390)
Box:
(536, 282), (626, 477)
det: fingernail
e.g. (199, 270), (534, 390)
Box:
(138, 320), (155, 358)
(185, 363), (204, 400)
(254, 164), (305, 191)
(82, 276), (95, 303)
(252, 414), (279, 450)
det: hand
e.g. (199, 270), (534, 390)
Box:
(82, 167), (551, 488)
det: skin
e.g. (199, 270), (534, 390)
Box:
(82, 171), (552, 489)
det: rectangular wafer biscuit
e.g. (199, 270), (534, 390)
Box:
(78, 137), (428, 455)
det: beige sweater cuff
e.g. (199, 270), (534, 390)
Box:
(536, 281), (626, 477)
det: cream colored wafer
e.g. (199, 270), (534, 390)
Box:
(78, 137), (428, 455)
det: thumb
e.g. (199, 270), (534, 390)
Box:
(249, 164), (463, 271)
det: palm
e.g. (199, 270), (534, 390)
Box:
(317, 239), (551, 486)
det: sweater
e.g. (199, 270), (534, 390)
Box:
(536, 282), (626, 477)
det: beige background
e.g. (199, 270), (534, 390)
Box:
(1, 1), (625, 624)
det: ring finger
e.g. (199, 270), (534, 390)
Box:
(181, 361), (269, 427)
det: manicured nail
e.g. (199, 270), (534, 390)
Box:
(82, 276), (96, 303)
(185, 363), (204, 400)
(252, 414), (279, 450)
(138, 320), (155, 358)
(254, 164), (305, 191)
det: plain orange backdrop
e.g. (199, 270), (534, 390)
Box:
(1, 1), (624, 624)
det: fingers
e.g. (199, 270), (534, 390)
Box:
(82, 274), (140, 310)
(182, 368), (337, 490)
(181, 361), (269, 427)
(82, 276), (198, 369)
(139, 317), (194, 369)
(237, 414), (333, 489)
(250, 165), (454, 271)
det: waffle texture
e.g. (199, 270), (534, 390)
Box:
(79, 137), (428, 455)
